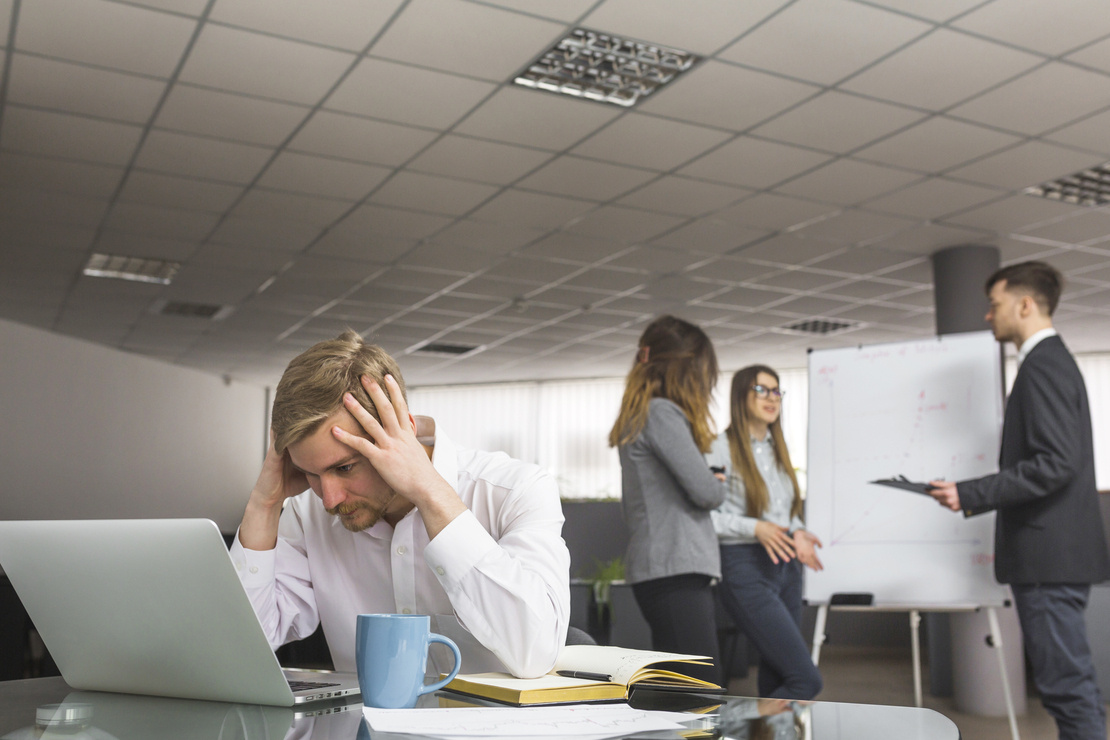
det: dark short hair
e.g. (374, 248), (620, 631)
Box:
(985, 261), (1063, 316)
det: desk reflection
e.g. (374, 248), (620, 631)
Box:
(0, 689), (958, 740)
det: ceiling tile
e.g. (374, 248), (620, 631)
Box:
(949, 62), (1110, 136)
(210, 0), (405, 51)
(571, 113), (732, 171)
(651, 218), (769, 254)
(952, 0), (1110, 56)
(135, 130), (274, 183)
(326, 58), (496, 129)
(125, 0), (209, 14)
(719, 0), (930, 85)
(208, 216), (323, 252)
(0, 0), (11, 45)
(683, 257), (778, 284)
(518, 232), (629, 262)
(7, 53), (166, 123)
(809, 246), (923, 275)
(469, 189), (595, 230)
(788, 209), (915, 244)
(515, 156), (657, 201)
(104, 201), (220, 240)
(1067, 35), (1110, 75)
(774, 159), (922, 206)
(331, 203), (453, 241)
(370, 0), (563, 81)
(564, 205), (686, 245)
(256, 151), (392, 200)
(0, 152), (124, 199)
(188, 241), (292, 271)
(617, 176), (750, 217)
(430, 219), (546, 254)
(582, 0), (789, 55)
(866, 222), (995, 256)
(700, 284), (789, 309)
(369, 171), (498, 215)
(753, 91), (925, 154)
(944, 140), (1102, 190)
(232, 189), (352, 225)
(1, 107), (143, 165)
(820, 278), (907, 300)
(484, 255), (583, 282)
(156, 84), (309, 146)
(1043, 108), (1110, 156)
(863, 0), (985, 24)
(637, 60), (819, 132)
(310, 233), (415, 263)
(179, 24), (356, 105)
(117, 171), (244, 212)
(853, 116), (1022, 174)
(840, 28), (1043, 110)
(407, 135), (554, 185)
(479, 0), (597, 22)
(288, 110), (438, 167)
(605, 246), (710, 274)
(0, 187), (109, 227)
(679, 136), (832, 189)
(1018, 211), (1110, 245)
(715, 193), (838, 232)
(16, 0), (196, 76)
(93, 231), (200, 261)
(863, 177), (1005, 219)
(637, 275), (719, 301)
(561, 267), (648, 293)
(756, 268), (843, 292)
(736, 233), (842, 264)
(454, 87), (620, 150)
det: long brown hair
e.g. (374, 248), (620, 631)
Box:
(608, 315), (719, 452)
(725, 365), (802, 519)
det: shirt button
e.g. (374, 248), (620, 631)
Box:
(397, 546), (407, 555)
(249, 566), (258, 574)
(402, 608), (412, 614)
(435, 566), (445, 576)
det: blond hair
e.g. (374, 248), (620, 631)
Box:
(725, 365), (802, 520)
(608, 315), (718, 452)
(271, 330), (405, 454)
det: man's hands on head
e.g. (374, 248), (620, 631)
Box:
(332, 374), (466, 538)
(240, 434), (309, 550)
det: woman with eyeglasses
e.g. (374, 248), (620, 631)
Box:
(706, 365), (823, 699)
(609, 315), (726, 685)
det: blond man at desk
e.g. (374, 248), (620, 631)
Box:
(230, 330), (570, 678)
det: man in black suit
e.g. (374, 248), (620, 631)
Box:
(929, 261), (1110, 739)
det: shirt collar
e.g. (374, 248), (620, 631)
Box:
(1017, 327), (1056, 366)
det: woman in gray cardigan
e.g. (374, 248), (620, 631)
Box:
(609, 315), (727, 684)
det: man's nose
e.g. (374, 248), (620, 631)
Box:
(320, 477), (346, 509)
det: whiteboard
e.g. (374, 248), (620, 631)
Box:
(803, 332), (1009, 607)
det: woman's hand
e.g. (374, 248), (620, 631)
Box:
(754, 521), (795, 564)
(793, 529), (824, 572)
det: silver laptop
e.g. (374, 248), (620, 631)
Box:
(0, 518), (361, 706)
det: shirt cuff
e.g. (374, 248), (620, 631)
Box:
(424, 510), (498, 587)
(229, 530), (277, 587)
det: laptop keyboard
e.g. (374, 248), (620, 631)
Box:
(288, 679), (342, 692)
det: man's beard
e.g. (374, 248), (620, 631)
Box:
(327, 492), (398, 532)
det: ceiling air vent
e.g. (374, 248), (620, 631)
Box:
(413, 342), (480, 356)
(1024, 162), (1110, 207)
(780, 318), (859, 335)
(514, 28), (698, 107)
(154, 300), (233, 320)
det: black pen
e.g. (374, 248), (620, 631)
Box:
(556, 670), (612, 682)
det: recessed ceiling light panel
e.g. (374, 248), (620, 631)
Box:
(514, 28), (699, 107)
(83, 253), (180, 285)
(778, 318), (860, 336)
(1024, 162), (1110, 207)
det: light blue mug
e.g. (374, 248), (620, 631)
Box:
(355, 614), (461, 708)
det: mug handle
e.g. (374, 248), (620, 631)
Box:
(419, 633), (462, 696)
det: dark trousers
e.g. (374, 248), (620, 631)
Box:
(718, 544), (822, 700)
(631, 573), (721, 685)
(1011, 583), (1106, 740)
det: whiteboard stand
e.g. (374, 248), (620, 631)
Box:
(809, 603), (1019, 740)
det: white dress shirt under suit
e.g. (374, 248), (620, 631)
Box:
(229, 424), (571, 679)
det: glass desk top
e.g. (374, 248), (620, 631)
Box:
(0, 677), (959, 740)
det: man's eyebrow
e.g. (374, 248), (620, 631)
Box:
(289, 454), (359, 476)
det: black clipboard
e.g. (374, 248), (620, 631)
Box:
(869, 475), (935, 496)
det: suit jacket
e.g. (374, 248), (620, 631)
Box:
(958, 335), (1110, 585)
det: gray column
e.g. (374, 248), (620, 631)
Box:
(932, 244), (999, 335)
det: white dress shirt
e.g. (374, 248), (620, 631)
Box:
(1017, 327), (1057, 367)
(229, 423), (570, 679)
(705, 432), (805, 545)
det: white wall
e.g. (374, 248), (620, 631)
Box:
(0, 319), (266, 532)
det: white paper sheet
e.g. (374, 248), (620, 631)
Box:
(362, 703), (689, 738)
